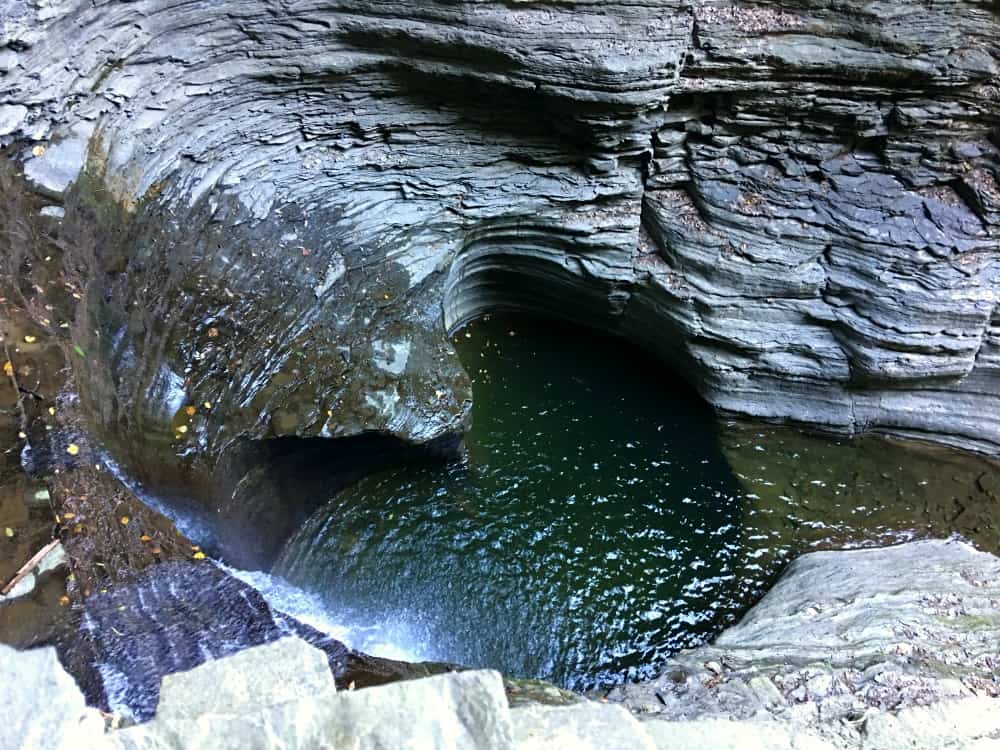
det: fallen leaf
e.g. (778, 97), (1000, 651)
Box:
(203, 401), (212, 409)
(151, 546), (162, 555)
(48, 406), (56, 416)
(59, 596), (70, 607)
(185, 405), (197, 416)
(23, 335), (36, 344)
(32, 145), (46, 157)
(119, 516), (130, 526)
(66, 443), (80, 456)
(192, 551), (206, 560)
(63, 512), (75, 520)
(4, 527), (13, 538)
(207, 327), (219, 338)
(140, 534), (151, 542)
(176, 425), (188, 434)
(2, 361), (12, 377)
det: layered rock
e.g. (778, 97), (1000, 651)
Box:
(0, 1), (997, 525)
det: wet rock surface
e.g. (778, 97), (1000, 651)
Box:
(0, 2), (996, 525)
(57, 559), (459, 722)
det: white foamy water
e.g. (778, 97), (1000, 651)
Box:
(102, 452), (426, 664)
(223, 565), (431, 663)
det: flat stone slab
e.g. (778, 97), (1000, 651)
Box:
(512, 702), (656, 750)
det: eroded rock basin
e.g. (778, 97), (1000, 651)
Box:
(273, 314), (1000, 692)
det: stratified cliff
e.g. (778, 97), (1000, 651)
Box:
(1, 1), (998, 504)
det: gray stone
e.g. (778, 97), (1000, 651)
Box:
(0, 644), (108, 750)
(512, 702), (656, 750)
(114, 665), (515, 750)
(0, 103), (27, 135)
(23, 121), (93, 194)
(154, 637), (336, 720)
(863, 697), (1000, 750)
(642, 718), (835, 750)
(40, 205), (65, 219)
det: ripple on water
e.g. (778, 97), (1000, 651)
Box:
(275, 314), (1000, 690)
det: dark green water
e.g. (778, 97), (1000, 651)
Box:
(275, 314), (1000, 690)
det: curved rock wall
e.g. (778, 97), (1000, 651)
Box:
(1, 1), (998, 483)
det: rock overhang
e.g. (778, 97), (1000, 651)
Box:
(0, 0), (997, 493)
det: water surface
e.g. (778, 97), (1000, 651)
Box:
(276, 314), (1000, 689)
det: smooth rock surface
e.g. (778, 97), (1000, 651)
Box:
(0, 644), (107, 750)
(512, 702), (656, 750)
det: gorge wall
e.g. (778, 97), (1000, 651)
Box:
(1, 1), (999, 512)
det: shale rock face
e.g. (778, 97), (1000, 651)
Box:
(1, 1), (999, 504)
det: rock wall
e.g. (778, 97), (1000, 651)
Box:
(0, 1), (998, 498)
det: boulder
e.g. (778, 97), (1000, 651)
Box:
(113, 653), (514, 750)
(0, 644), (107, 750)
(153, 638), (336, 720)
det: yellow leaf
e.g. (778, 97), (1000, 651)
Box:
(4, 527), (13, 538)
(48, 407), (56, 416)
(203, 401), (212, 410)
(63, 512), (75, 520)
(192, 551), (206, 560)
(185, 405), (197, 417)
(119, 516), (130, 526)
(59, 596), (70, 607)
(17, 431), (26, 439)
(2, 361), (12, 377)
(177, 425), (188, 434)
(140, 534), (151, 542)
(23, 335), (36, 344)
(66, 443), (80, 456)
